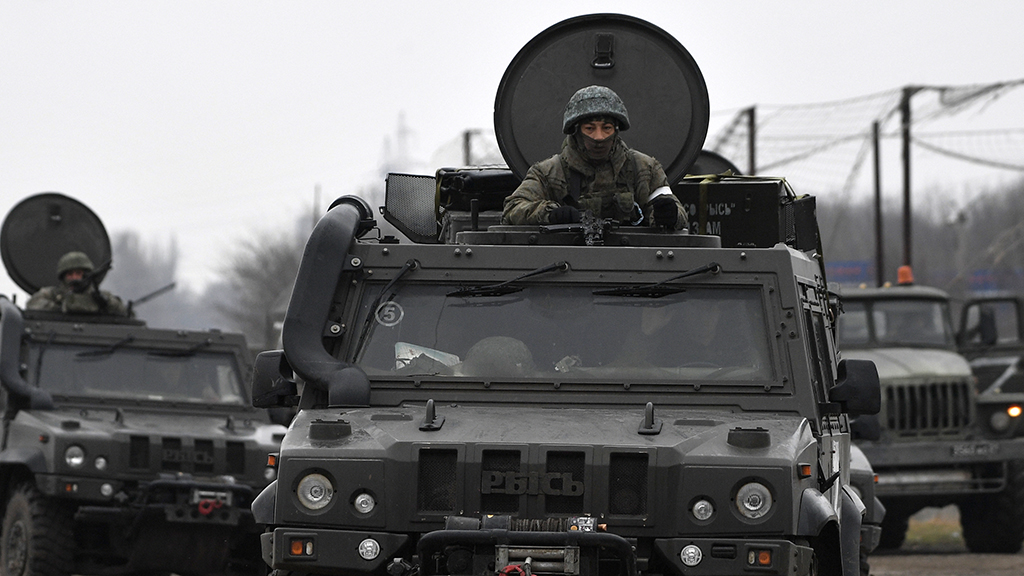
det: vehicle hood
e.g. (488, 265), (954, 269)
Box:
(841, 347), (972, 382)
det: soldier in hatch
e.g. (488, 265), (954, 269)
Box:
(502, 85), (687, 229)
(26, 251), (131, 316)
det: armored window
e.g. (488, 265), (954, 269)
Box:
(352, 283), (775, 385)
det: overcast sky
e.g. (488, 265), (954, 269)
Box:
(3, 0), (1023, 301)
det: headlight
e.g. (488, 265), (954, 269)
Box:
(94, 456), (108, 471)
(296, 473), (334, 510)
(991, 410), (1011, 432)
(64, 445), (86, 468)
(735, 482), (773, 519)
(353, 492), (376, 514)
(358, 538), (381, 560)
(691, 498), (714, 521)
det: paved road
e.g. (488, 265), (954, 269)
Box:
(871, 551), (1024, 576)
(869, 506), (1024, 576)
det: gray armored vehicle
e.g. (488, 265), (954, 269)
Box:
(0, 193), (287, 576)
(836, 277), (1024, 552)
(250, 14), (882, 576)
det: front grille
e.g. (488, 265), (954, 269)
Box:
(481, 450), (521, 513)
(418, 449), (457, 512)
(162, 438), (183, 471)
(609, 453), (648, 515)
(417, 447), (649, 517)
(129, 435), (150, 469)
(546, 452), (585, 514)
(883, 381), (974, 435)
(127, 436), (246, 475)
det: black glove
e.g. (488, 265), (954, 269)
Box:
(651, 196), (679, 229)
(550, 205), (582, 224)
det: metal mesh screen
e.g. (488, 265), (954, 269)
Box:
(418, 448), (457, 512)
(384, 173), (438, 243)
(609, 452), (648, 515)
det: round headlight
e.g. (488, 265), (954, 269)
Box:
(358, 538), (381, 560)
(296, 473), (334, 510)
(64, 445), (86, 468)
(736, 482), (773, 519)
(692, 499), (714, 521)
(94, 456), (108, 471)
(100, 483), (114, 497)
(680, 544), (702, 567)
(991, 411), (1012, 432)
(354, 492), (376, 514)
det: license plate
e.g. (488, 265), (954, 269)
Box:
(191, 489), (233, 506)
(951, 442), (998, 457)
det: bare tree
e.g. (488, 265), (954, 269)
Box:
(211, 229), (305, 349)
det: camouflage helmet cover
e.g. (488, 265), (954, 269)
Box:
(56, 251), (94, 279)
(562, 85), (630, 134)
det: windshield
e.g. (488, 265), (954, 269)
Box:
(354, 284), (774, 383)
(837, 299), (953, 348)
(26, 344), (246, 405)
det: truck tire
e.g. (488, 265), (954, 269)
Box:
(961, 461), (1024, 554)
(0, 483), (74, 576)
(876, 508), (908, 550)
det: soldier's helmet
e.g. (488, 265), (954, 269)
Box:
(57, 251), (95, 280)
(562, 85), (630, 134)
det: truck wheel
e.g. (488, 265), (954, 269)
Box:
(876, 509), (908, 550)
(0, 484), (74, 576)
(961, 461), (1024, 554)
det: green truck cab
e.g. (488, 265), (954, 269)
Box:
(837, 280), (1024, 552)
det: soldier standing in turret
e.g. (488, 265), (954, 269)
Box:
(502, 85), (687, 229)
(26, 251), (131, 316)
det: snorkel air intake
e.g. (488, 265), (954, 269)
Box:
(0, 297), (54, 410)
(281, 196), (376, 407)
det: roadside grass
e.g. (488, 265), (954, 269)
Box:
(902, 506), (966, 551)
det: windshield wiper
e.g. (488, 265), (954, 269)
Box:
(593, 262), (721, 297)
(76, 335), (135, 358)
(446, 261), (569, 298)
(148, 338), (213, 357)
(353, 259), (419, 362)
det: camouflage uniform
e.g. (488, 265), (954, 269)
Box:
(26, 251), (131, 317)
(501, 134), (688, 228)
(27, 285), (130, 316)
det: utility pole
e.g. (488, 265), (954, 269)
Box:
(900, 86), (922, 268)
(745, 106), (757, 175)
(873, 121), (884, 286)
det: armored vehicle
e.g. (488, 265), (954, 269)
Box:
(0, 193), (287, 576)
(836, 276), (1024, 552)
(250, 13), (882, 576)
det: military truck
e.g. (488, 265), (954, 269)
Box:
(0, 193), (287, 576)
(250, 13), (882, 576)
(836, 275), (1024, 552)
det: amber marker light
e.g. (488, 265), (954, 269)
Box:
(758, 550), (772, 566)
(267, 453), (277, 467)
(1009, 405), (1022, 418)
(797, 464), (812, 478)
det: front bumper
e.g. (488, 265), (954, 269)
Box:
(262, 526), (813, 576)
(39, 473), (257, 527)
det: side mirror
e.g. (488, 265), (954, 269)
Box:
(850, 414), (882, 441)
(830, 359), (881, 417)
(251, 350), (298, 408)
